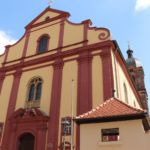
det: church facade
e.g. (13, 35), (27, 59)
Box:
(0, 7), (149, 150)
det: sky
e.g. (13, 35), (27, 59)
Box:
(0, 0), (150, 106)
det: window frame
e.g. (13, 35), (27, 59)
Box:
(101, 128), (119, 142)
(61, 117), (72, 136)
(60, 117), (72, 150)
(26, 77), (43, 108)
(36, 34), (50, 53)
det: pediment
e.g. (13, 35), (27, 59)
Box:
(25, 7), (70, 29)
(10, 108), (49, 121)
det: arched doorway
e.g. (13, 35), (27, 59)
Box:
(2, 108), (48, 150)
(18, 133), (35, 150)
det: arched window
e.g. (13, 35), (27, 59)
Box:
(28, 78), (42, 101)
(124, 83), (129, 104)
(37, 35), (49, 53)
(26, 77), (42, 108)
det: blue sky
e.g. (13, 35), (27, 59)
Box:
(0, 0), (150, 107)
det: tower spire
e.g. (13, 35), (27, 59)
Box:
(127, 41), (133, 58)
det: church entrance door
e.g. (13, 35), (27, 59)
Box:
(18, 133), (35, 150)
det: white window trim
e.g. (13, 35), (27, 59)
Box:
(98, 140), (122, 146)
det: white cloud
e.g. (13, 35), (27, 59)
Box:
(135, 0), (150, 11)
(0, 30), (16, 55)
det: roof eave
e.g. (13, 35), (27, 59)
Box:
(75, 113), (146, 124)
(142, 116), (150, 131)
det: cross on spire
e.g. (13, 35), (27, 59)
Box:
(128, 41), (131, 50)
(127, 41), (133, 58)
(47, 0), (53, 7)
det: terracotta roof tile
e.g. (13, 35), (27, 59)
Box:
(76, 98), (146, 120)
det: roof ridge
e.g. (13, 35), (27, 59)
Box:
(79, 99), (113, 118)
(76, 97), (146, 119)
(113, 97), (146, 113)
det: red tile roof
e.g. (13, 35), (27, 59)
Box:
(76, 98), (146, 121)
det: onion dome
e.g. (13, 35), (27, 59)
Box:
(126, 48), (141, 68)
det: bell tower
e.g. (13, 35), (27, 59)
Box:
(126, 47), (148, 110)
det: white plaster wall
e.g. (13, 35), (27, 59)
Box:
(80, 120), (150, 150)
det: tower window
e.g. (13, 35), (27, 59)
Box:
(37, 35), (49, 53)
(26, 77), (42, 108)
(101, 128), (119, 142)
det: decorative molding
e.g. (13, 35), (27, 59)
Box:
(26, 14), (69, 30)
(1, 108), (48, 150)
(1, 41), (114, 74)
(10, 108), (49, 121)
(53, 58), (64, 70)
(25, 7), (70, 30)
(77, 53), (93, 64)
(13, 69), (22, 78)
(99, 31), (110, 41)
(25, 100), (40, 109)
(3, 40), (87, 65)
